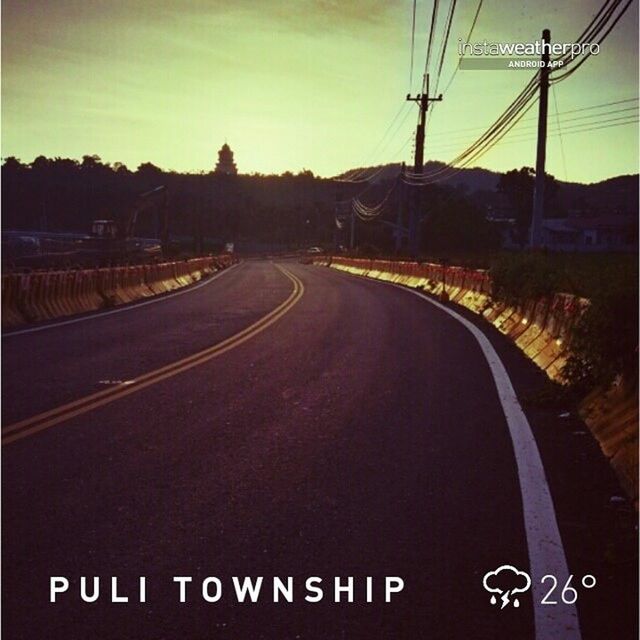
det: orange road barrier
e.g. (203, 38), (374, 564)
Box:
(580, 379), (638, 509)
(1, 274), (26, 328)
(22, 272), (51, 322)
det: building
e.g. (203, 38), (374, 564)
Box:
(539, 216), (638, 252)
(215, 143), (237, 175)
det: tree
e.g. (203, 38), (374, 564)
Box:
(31, 155), (53, 172)
(81, 154), (104, 170)
(497, 167), (560, 245)
(2, 156), (25, 172)
(136, 162), (164, 182)
(497, 167), (534, 245)
(112, 162), (130, 174)
(421, 190), (500, 254)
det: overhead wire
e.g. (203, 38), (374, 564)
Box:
(432, 0), (458, 97)
(423, 0), (440, 84)
(334, 133), (414, 206)
(353, 174), (402, 221)
(423, 97), (639, 139)
(403, 92), (539, 184)
(408, 0), (635, 185)
(551, 0), (634, 83)
(421, 104), (639, 152)
(335, 102), (412, 183)
(402, 116), (638, 183)
(409, 0), (418, 90)
(406, 77), (540, 182)
(440, 0), (484, 96)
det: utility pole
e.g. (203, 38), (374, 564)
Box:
(406, 73), (442, 255)
(530, 28), (551, 249)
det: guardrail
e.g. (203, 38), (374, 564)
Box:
(2, 255), (236, 329)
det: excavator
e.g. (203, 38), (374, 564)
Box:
(3, 187), (174, 270)
(81, 185), (172, 263)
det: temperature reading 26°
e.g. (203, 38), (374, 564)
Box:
(540, 574), (597, 605)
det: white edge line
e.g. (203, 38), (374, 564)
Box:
(3, 262), (242, 339)
(324, 267), (581, 640)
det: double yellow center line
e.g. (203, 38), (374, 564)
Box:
(3, 264), (304, 446)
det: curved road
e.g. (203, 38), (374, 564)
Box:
(2, 260), (636, 639)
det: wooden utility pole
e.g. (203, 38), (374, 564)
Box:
(530, 29), (551, 249)
(406, 74), (442, 255)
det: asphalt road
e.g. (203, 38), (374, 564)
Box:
(2, 260), (637, 639)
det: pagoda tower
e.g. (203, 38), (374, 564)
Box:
(215, 142), (237, 175)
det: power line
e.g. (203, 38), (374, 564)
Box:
(495, 115), (639, 141)
(551, 0), (634, 82)
(425, 0), (459, 135)
(409, 117), (638, 171)
(336, 102), (411, 182)
(408, 0), (635, 185)
(423, 0), (440, 82)
(440, 0), (484, 96)
(408, 78), (540, 181)
(404, 87), (540, 183)
(422, 105), (639, 151)
(424, 97), (639, 139)
(409, 0), (418, 90)
(352, 174), (402, 221)
(432, 0), (458, 96)
(335, 134), (413, 204)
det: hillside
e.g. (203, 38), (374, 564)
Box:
(337, 164), (639, 216)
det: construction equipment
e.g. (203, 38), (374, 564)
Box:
(83, 186), (170, 262)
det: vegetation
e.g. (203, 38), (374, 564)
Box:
(421, 192), (501, 255)
(489, 251), (637, 300)
(1, 155), (337, 249)
(562, 279), (638, 391)
(490, 252), (563, 303)
(496, 167), (562, 245)
(489, 251), (638, 391)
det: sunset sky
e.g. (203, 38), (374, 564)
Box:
(2, 0), (638, 183)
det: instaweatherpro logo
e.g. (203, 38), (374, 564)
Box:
(482, 565), (531, 609)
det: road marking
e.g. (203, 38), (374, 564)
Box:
(2, 262), (242, 338)
(2, 264), (304, 446)
(320, 266), (581, 640)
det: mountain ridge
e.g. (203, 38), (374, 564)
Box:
(336, 162), (639, 215)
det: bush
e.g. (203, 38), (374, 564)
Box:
(422, 195), (500, 255)
(489, 253), (562, 304)
(489, 251), (638, 391)
(562, 284), (638, 391)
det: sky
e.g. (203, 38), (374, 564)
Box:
(2, 0), (638, 183)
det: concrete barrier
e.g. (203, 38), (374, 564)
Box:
(580, 380), (639, 509)
(2, 254), (236, 330)
(2, 274), (26, 327)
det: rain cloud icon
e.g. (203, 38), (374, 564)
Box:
(482, 565), (531, 609)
